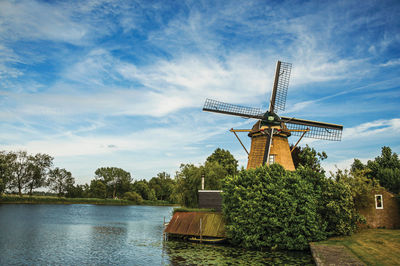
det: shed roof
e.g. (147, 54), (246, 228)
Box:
(164, 212), (225, 238)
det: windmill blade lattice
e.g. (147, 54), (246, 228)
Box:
(272, 61), (292, 112)
(281, 117), (343, 141)
(203, 98), (264, 119)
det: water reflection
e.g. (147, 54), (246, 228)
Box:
(0, 204), (313, 265)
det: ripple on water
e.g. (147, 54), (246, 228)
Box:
(0, 204), (313, 265)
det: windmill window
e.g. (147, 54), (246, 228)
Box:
(375, 194), (383, 209)
(269, 155), (275, 164)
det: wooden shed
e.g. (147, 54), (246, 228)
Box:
(198, 190), (222, 212)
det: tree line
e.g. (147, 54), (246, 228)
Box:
(1, 146), (398, 206)
(0, 148), (238, 205)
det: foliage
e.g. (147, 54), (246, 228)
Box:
(291, 145), (327, 172)
(1, 151), (53, 196)
(95, 167), (132, 198)
(352, 146), (400, 194)
(132, 179), (156, 201)
(223, 164), (327, 250)
(223, 164), (363, 250)
(66, 184), (89, 198)
(203, 161), (226, 190)
(149, 172), (175, 202)
(89, 179), (107, 198)
(331, 168), (380, 210)
(206, 148), (238, 176)
(7, 151), (30, 196)
(174, 148), (239, 207)
(0, 194), (134, 205)
(47, 168), (75, 196)
(297, 167), (363, 236)
(0, 151), (14, 194)
(24, 153), (53, 195)
(123, 191), (143, 204)
(175, 164), (202, 208)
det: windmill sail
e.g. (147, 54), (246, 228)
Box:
(269, 61), (292, 112)
(281, 117), (343, 141)
(203, 98), (264, 119)
(264, 61), (292, 165)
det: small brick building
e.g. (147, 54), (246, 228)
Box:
(358, 189), (400, 229)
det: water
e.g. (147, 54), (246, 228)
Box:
(0, 204), (313, 265)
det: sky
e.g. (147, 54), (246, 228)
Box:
(1, 0), (399, 184)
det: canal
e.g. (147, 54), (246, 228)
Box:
(0, 204), (313, 265)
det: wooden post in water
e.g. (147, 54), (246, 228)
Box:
(163, 216), (166, 241)
(200, 218), (203, 243)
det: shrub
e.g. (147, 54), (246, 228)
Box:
(223, 164), (363, 250)
(222, 164), (327, 250)
(123, 191), (143, 204)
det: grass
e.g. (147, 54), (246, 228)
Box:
(314, 229), (400, 265)
(173, 207), (215, 214)
(0, 194), (177, 206)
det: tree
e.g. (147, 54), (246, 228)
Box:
(331, 168), (380, 210)
(350, 159), (366, 173)
(202, 161), (227, 190)
(149, 172), (176, 202)
(132, 179), (155, 201)
(94, 167), (132, 198)
(174, 164), (202, 207)
(366, 146), (400, 194)
(291, 145), (327, 172)
(89, 179), (107, 198)
(0, 151), (14, 194)
(354, 147), (400, 194)
(24, 153), (53, 196)
(47, 168), (75, 196)
(8, 151), (30, 196)
(206, 148), (238, 176)
(123, 191), (143, 204)
(66, 184), (88, 198)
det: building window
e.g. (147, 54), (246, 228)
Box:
(375, 194), (383, 209)
(269, 154), (275, 165)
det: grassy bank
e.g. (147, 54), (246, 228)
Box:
(313, 229), (400, 265)
(172, 207), (215, 214)
(0, 194), (177, 206)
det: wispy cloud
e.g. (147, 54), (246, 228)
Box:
(0, 0), (399, 182)
(380, 58), (400, 67)
(343, 118), (400, 140)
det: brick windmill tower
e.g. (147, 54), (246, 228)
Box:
(203, 61), (343, 170)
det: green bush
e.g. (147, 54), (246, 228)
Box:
(123, 191), (143, 204)
(222, 164), (363, 250)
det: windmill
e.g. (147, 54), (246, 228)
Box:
(203, 61), (343, 170)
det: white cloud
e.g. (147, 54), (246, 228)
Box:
(380, 58), (400, 67)
(0, 1), (88, 43)
(343, 118), (400, 140)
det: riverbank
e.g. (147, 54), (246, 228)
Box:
(0, 194), (177, 206)
(311, 229), (400, 265)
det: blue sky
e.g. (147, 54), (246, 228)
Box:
(1, 0), (399, 184)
